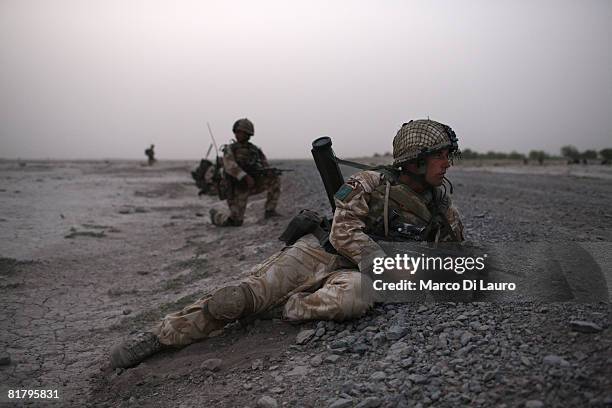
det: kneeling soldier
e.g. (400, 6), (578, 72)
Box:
(210, 118), (281, 226)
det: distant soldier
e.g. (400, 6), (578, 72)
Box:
(209, 118), (281, 226)
(145, 144), (156, 166)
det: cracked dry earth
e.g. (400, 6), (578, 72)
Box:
(0, 159), (611, 408)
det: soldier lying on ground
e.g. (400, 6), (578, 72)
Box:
(110, 119), (465, 369)
(209, 118), (281, 226)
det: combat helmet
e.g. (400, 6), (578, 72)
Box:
(232, 118), (254, 136)
(392, 119), (458, 168)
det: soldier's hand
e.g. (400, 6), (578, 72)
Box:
(245, 175), (255, 189)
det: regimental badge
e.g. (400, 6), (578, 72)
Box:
(334, 184), (356, 202)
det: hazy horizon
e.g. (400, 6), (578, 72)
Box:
(1, 0), (611, 160)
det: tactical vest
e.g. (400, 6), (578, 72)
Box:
(230, 142), (264, 175)
(364, 175), (457, 242)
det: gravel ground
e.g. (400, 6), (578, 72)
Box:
(0, 159), (610, 407)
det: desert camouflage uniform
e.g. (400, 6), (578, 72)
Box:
(211, 141), (281, 225)
(153, 170), (464, 346)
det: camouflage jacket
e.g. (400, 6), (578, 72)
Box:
(222, 141), (268, 180)
(329, 170), (464, 268)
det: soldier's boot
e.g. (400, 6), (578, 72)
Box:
(210, 209), (243, 227)
(206, 284), (254, 321)
(110, 332), (165, 369)
(264, 210), (282, 219)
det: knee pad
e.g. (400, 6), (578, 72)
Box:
(207, 284), (253, 321)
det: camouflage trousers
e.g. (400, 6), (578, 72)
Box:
(152, 235), (374, 346)
(211, 174), (281, 225)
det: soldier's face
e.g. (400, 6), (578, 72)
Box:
(424, 149), (451, 186)
(234, 131), (250, 143)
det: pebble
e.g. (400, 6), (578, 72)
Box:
(386, 325), (408, 341)
(256, 396), (278, 408)
(296, 329), (315, 345)
(122, 309), (132, 315)
(407, 374), (427, 384)
(542, 355), (569, 367)
(325, 355), (340, 364)
(286, 365), (309, 377)
(310, 355), (323, 367)
(569, 320), (603, 333)
(355, 396), (382, 408)
(460, 331), (474, 346)
(0, 351), (11, 366)
(201, 358), (222, 372)
(370, 371), (387, 381)
(328, 398), (353, 408)
(524, 400), (544, 408)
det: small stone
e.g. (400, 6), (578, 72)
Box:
(296, 329), (316, 345)
(399, 358), (414, 368)
(569, 320), (603, 333)
(386, 325), (409, 341)
(543, 355), (569, 367)
(270, 386), (284, 394)
(351, 342), (369, 354)
(325, 355), (340, 364)
(243, 383), (253, 390)
(371, 332), (386, 347)
(315, 328), (326, 337)
(457, 345), (474, 356)
(370, 371), (387, 381)
(122, 309), (132, 315)
(524, 400), (544, 408)
(257, 395), (278, 408)
(0, 352), (11, 366)
(355, 396), (382, 408)
(483, 370), (497, 382)
(252, 359), (264, 370)
(408, 374), (427, 384)
(329, 398), (353, 408)
(310, 355), (323, 367)
(460, 331), (474, 346)
(286, 365), (310, 376)
(201, 358), (223, 372)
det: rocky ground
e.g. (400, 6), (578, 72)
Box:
(0, 159), (611, 407)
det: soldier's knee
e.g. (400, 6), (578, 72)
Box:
(205, 284), (254, 321)
(327, 272), (373, 319)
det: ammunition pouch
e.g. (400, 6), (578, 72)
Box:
(279, 209), (334, 251)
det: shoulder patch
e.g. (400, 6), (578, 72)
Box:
(334, 184), (356, 202)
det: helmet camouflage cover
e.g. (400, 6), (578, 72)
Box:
(392, 119), (459, 166)
(232, 118), (255, 136)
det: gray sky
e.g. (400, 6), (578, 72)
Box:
(1, 0), (611, 159)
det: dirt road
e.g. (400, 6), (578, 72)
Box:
(1, 159), (610, 407)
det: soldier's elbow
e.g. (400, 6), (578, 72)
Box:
(329, 227), (341, 249)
